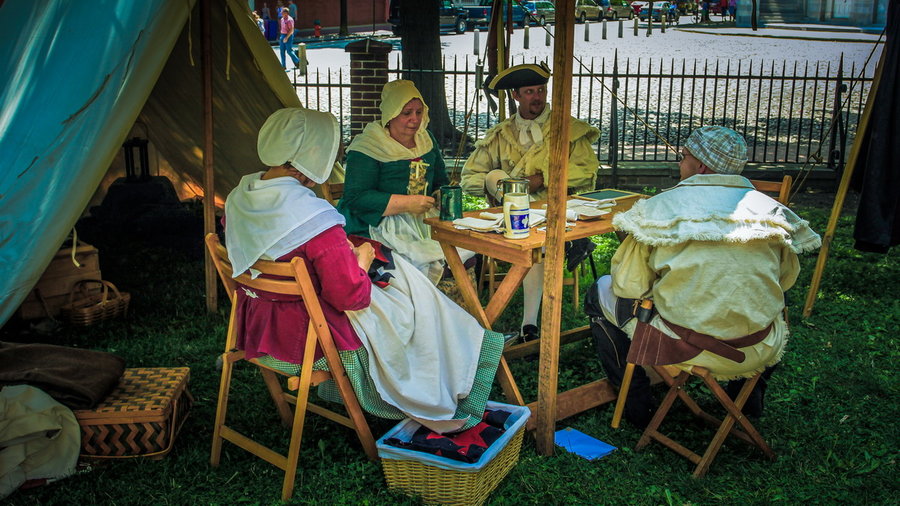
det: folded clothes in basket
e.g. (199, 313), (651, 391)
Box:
(384, 409), (512, 463)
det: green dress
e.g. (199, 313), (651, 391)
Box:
(257, 329), (504, 431)
(337, 131), (449, 237)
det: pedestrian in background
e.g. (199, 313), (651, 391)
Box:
(728, 0), (736, 21)
(288, 1), (298, 36)
(260, 2), (271, 20)
(253, 10), (265, 35)
(279, 8), (300, 69)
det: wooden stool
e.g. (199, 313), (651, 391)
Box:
(635, 365), (776, 478)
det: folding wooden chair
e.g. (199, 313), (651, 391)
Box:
(320, 181), (344, 206)
(750, 175), (792, 205)
(205, 234), (377, 501)
(634, 364), (776, 478)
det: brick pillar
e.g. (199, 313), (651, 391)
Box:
(345, 39), (393, 138)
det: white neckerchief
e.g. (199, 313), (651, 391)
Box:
(224, 172), (345, 278)
(513, 106), (550, 148)
(346, 121), (433, 163)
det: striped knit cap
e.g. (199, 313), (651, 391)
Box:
(684, 126), (748, 175)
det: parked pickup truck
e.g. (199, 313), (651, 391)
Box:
(389, 0), (469, 35)
(458, 0), (530, 27)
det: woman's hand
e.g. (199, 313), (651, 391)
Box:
(431, 189), (442, 210)
(383, 194), (436, 216)
(352, 241), (376, 272)
(405, 195), (436, 215)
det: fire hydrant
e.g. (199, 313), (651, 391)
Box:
(313, 20), (321, 38)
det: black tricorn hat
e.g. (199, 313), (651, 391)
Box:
(487, 62), (551, 92)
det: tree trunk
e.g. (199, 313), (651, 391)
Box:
(398, 0), (470, 167)
(340, 0), (349, 36)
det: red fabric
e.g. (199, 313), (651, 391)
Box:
(385, 410), (512, 463)
(348, 234), (395, 287)
(234, 225), (371, 363)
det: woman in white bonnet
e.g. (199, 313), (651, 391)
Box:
(223, 108), (504, 434)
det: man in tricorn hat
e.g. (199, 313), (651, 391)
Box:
(585, 126), (821, 427)
(460, 62), (601, 342)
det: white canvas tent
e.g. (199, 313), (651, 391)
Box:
(0, 0), (302, 325)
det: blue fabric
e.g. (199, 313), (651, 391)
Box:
(0, 0), (305, 326)
(0, 0), (193, 325)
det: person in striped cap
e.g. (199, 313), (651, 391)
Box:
(585, 125), (821, 427)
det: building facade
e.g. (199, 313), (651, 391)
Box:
(736, 0), (887, 28)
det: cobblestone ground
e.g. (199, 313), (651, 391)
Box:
(288, 25), (883, 163)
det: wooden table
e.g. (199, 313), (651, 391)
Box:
(425, 194), (642, 431)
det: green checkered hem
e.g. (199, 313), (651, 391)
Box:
(255, 329), (505, 430)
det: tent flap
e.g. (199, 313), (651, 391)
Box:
(0, 0), (300, 325)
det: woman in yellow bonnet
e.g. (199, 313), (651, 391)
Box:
(338, 80), (474, 289)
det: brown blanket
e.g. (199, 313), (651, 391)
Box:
(0, 342), (125, 409)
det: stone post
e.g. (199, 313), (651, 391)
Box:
(345, 39), (393, 138)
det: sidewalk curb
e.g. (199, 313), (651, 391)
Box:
(674, 27), (882, 44)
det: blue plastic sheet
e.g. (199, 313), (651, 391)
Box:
(555, 427), (617, 460)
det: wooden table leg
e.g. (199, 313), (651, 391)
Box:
(439, 244), (490, 327)
(439, 243), (525, 405)
(484, 265), (529, 325)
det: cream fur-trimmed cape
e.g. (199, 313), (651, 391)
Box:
(612, 174), (821, 254)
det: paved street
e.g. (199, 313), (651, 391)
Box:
(285, 23), (882, 164)
(300, 22), (882, 75)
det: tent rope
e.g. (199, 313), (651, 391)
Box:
(225, 2), (232, 80)
(187, 2), (195, 67)
(787, 28), (884, 202)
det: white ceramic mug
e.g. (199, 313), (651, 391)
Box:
(503, 193), (530, 239)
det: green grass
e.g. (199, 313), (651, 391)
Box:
(4, 192), (898, 505)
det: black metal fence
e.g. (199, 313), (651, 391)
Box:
(292, 53), (873, 169)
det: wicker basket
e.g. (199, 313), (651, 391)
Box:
(74, 367), (192, 459)
(378, 402), (530, 505)
(60, 279), (130, 326)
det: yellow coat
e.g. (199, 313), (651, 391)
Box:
(460, 109), (600, 201)
(609, 175), (821, 379)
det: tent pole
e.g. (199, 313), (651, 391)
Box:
(536, 0), (575, 456)
(202, 0), (218, 313)
(497, 1), (507, 122)
(803, 50), (884, 318)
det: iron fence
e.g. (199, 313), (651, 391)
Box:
(292, 53), (873, 170)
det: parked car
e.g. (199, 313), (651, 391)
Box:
(637, 1), (679, 21)
(575, 0), (603, 23)
(389, 0), (469, 35)
(458, 0), (528, 28)
(522, 1), (556, 26)
(599, 0), (635, 20)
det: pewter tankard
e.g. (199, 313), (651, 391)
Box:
(496, 178), (529, 202)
